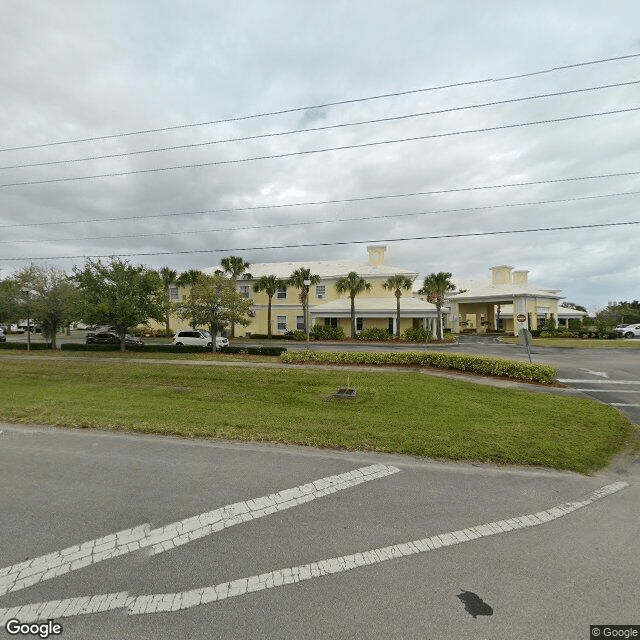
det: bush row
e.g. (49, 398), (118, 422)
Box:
(529, 328), (618, 339)
(11, 343), (289, 356)
(281, 350), (557, 384)
(0, 342), (52, 350)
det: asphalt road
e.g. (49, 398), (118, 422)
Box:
(0, 425), (638, 640)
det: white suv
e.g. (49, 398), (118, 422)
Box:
(616, 324), (640, 338)
(172, 329), (229, 348)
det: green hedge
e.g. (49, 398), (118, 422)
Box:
(219, 345), (287, 356)
(357, 327), (390, 341)
(0, 342), (52, 350)
(56, 343), (287, 355)
(281, 350), (557, 384)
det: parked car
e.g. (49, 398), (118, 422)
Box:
(616, 324), (640, 338)
(172, 329), (229, 349)
(0, 328), (5, 343)
(86, 332), (144, 346)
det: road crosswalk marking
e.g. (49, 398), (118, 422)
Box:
(0, 463), (398, 599)
(0, 481), (627, 624)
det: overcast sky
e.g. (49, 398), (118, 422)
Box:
(1, 1), (638, 311)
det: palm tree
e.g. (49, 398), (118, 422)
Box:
(253, 274), (286, 339)
(219, 256), (252, 337)
(176, 269), (203, 328)
(419, 272), (456, 339)
(159, 267), (178, 335)
(176, 269), (203, 288)
(383, 274), (414, 339)
(287, 267), (320, 334)
(335, 272), (371, 338)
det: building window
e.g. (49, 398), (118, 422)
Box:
(276, 315), (287, 331)
(296, 316), (305, 330)
(356, 317), (363, 332)
(316, 285), (326, 299)
(324, 317), (338, 328)
(239, 285), (251, 298)
(276, 287), (287, 300)
(169, 286), (179, 301)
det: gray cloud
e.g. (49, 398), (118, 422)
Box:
(1, 0), (639, 309)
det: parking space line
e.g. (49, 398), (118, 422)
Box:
(0, 481), (627, 624)
(0, 463), (399, 598)
(557, 379), (640, 384)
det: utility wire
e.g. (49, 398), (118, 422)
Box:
(2, 169), (639, 229)
(2, 106), (638, 189)
(1, 52), (638, 153)
(2, 80), (638, 171)
(2, 221), (638, 261)
(3, 189), (637, 245)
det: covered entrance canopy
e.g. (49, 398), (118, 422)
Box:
(445, 266), (564, 335)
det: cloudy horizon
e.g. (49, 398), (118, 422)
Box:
(1, 1), (639, 312)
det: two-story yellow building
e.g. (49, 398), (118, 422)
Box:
(164, 254), (585, 337)
(203, 245), (440, 337)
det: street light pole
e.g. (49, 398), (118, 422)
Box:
(303, 279), (311, 343)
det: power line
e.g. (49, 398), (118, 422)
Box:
(2, 106), (638, 189)
(3, 189), (637, 245)
(2, 52), (638, 153)
(2, 169), (639, 229)
(3, 80), (638, 171)
(2, 221), (638, 262)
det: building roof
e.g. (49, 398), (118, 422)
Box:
(311, 296), (437, 316)
(205, 260), (417, 280)
(424, 277), (565, 301)
(498, 304), (587, 317)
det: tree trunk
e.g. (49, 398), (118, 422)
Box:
(395, 293), (401, 339)
(350, 295), (356, 339)
(267, 295), (273, 339)
(436, 304), (442, 340)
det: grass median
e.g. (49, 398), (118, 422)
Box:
(1, 359), (635, 474)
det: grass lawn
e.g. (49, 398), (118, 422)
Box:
(0, 359), (635, 474)
(499, 337), (640, 349)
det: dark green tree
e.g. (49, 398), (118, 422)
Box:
(419, 272), (456, 339)
(73, 258), (164, 351)
(383, 274), (414, 339)
(175, 273), (252, 351)
(253, 274), (286, 339)
(159, 267), (178, 335)
(287, 268), (320, 335)
(14, 265), (79, 349)
(218, 256), (252, 337)
(335, 272), (371, 339)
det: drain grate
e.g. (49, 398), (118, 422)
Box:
(331, 388), (357, 399)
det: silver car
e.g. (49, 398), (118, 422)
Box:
(172, 329), (229, 348)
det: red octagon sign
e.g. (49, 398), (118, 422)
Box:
(516, 314), (526, 322)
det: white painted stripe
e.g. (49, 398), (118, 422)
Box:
(610, 403), (640, 407)
(0, 463), (398, 598)
(0, 481), (627, 624)
(557, 379), (640, 384)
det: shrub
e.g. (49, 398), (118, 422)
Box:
(283, 330), (307, 341)
(356, 327), (390, 341)
(402, 326), (432, 342)
(0, 342), (52, 350)
(220, 345), (287, 356)
(309, 325), (346, 340)
(281, 350), (557, 384)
